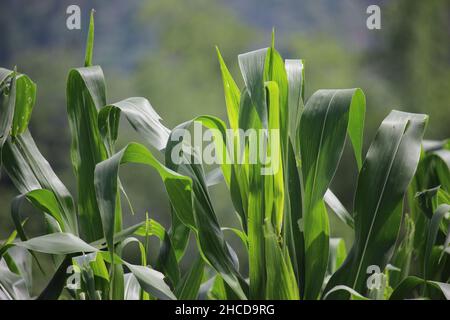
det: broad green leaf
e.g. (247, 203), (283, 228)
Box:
(326, 110), (428, 299)
(2, 132), (77, 234)
(24, 189), (66, 232)
(299, 88), (365, 299)
(67, 66), (108, 242)
(98, 97), (170, 152)
(16, 233), (98, 254)
(238, 48), (269, 128)
(122, 261), (176, 300)
(94, 142), (191, 267)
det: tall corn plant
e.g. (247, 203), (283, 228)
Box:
(193, 32), (449, 300)
(0, 14), (449, 300)
(0, 12), (179, 300)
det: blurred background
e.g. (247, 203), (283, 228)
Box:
(1, 0), (449, 290)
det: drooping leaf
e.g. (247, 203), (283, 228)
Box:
(122, 261), (176, 300)
(98, 97), (170, 152)
(3, 132), (77, 234)
(16, 233), (98, 254)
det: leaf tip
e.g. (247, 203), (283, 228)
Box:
(84, 9), (96, 67)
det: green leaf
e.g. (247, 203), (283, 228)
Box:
(67, 66), (108, 241)
(98, 97), (170, 152)
(94, 142), (191, 269)
(264, 219), (300, 299)
(326, 110), (428, 299)
(16, 233), (98, 254)
(238, 48), (269, 128)
(11, 74), (36, 137)
(216, 47), (240, 131)
(122, 261), (176, 300)
(84, 9), (95, 67)
(299, 88), (365, 299)
(2, 131), (77, 234)
(0, 68), (15, 149)
(265, 43), (288, 154)
(24, 189), (67, 232)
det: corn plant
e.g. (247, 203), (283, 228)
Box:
(0, 13), (449, 300)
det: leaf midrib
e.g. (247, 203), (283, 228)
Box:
(352, 119), (409, 288)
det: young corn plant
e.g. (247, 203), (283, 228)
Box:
(0, 14), (449, 300)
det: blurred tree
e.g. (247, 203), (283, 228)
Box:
(134, 0), (259, 127)
(370, 0), (450, 138)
